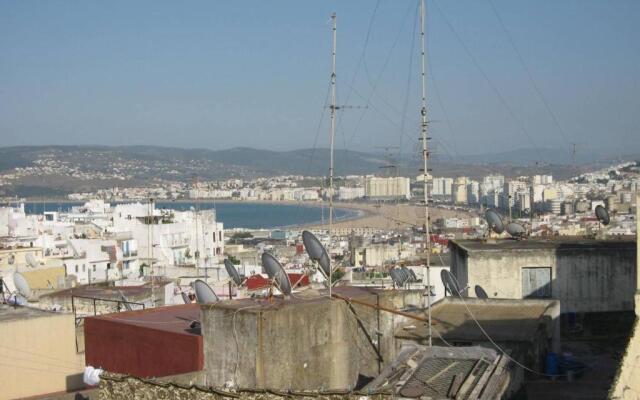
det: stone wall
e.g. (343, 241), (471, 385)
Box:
(98, 372), (391, 400)
(201, 289), (423, 390)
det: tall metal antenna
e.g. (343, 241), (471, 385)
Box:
(419, 0), (432, 348)
(328, 12), (337, 299)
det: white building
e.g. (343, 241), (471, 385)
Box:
(111, 202), (224, 275)
(431, 177), (453, 198)
(364, 177), (411, 200)
(338, 187), (365, 200)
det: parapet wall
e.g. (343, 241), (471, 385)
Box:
(201, 288), (423, 390)
(98, 372), (391, 400)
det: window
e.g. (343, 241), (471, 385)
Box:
(82, 264), (86, 272)
(92, 265), (96, 272)
(75, 265), (78, 273)
(522, 267), (551, 298)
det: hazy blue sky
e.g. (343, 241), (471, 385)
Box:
(1, 0), (638, 158)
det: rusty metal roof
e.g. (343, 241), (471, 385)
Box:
(88, 304), (201, 336)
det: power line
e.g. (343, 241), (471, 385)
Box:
(432, 0), (544, 162)
(486, 0), (573, 154)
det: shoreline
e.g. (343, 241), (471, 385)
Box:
(16, 198), (373, 230)
(15, 198), (473, 231)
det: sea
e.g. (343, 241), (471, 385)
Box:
(21, 201), (360, 229)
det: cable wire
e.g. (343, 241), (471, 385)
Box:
(432, 0), (544, 162)
(447, 273), (570, 377)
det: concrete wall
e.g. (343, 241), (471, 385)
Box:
(554, 245), (636, 312)
(202, 289), (423, 390)
(610, 193), (640, 399)
(450, 241), (636, 313)
(0, 312), (84, 400)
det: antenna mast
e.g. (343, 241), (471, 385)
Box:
(328, 12), (337, 298)
(419, 0), (432, 348)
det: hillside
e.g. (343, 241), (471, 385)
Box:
(0, 145), (629, 197)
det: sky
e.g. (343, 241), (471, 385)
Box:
(0, 0), (638, 159)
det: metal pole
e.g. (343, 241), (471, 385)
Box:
(328, 12), (337, 299)
(419, 0), (432, 348)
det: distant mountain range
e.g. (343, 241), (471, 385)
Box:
(447, 147), (639, 166)
(0, 145), (635, 197)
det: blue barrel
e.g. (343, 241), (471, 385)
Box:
(545, 352), (559, 376)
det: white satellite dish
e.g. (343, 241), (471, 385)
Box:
(13, 271), (31, 299)
(25, 252), (39, 268)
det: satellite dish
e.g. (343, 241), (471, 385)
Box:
(194, 279), (219, 304)
(261, 253), (292, 296)
(13, 272), (31, 299)
(181, 292), (191, 304)
(440, 270), (460, 296)
(595, 205), (610, 226)
(25, 252), (39, 268)
(402, 266), (417, 283)
(224, 259), (243, 286)
(506, 222), (526, 238)
(302, 231), (331, 277)
(485, 209), (504, 234)
(400, 267), (412, 284)
(408, 268), (418, 282)
(389, 269), (404, 287)
(474, 285), (489, 299)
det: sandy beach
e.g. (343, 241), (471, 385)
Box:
(304, 202), (475, 230)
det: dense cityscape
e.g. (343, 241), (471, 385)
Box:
(1, 1), (639, 400)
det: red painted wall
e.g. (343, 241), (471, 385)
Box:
(84, 316), (203, 378)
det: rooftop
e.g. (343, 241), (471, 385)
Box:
(86, 303), (201, 336)
(0, 304), (69, 323)
(365, 344), (510, 399)
(396, 297), (558, 343)
(451, 237), (635, 253)
(201, 286), (399, 313)
(40, 280), (170, 300)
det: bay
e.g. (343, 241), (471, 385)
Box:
(21, 201), (359, 229)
